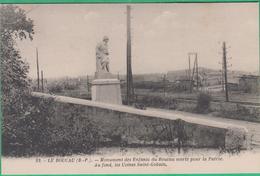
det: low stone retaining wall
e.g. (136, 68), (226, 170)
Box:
(175, 100), (260, 122)
(134, 94), (260, 122)
(32, 92), (249, 150)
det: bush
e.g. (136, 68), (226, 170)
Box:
(134, 95), (176, 109)
(49, 104), (100, 155)
(48, 84), (63, 93)
(2, 97), (101, 156)
(195, 92), (212, 114)
(1, 5), (34, 117)
(2, 97), (55, 156)
(63, 83), (79, 90)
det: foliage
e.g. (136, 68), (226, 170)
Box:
(63, 82), (79, 90)
(133, 94), (177, 110)
(195, 92), (212, 113)
(2, 97), (55, 156)
(3, 97), (101, 156)
(1, 5), (35, 152)
(1, 6), (100, 156)
(48, 83), (63, 93)
(0, 5), (47, 156)
(47, 81), (80, 93)
(131, 81), (190, 93)
(49, 104), (100, 156)
(0, 5), (34, 116)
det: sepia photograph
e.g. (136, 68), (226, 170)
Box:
(1, 2), (260, 174)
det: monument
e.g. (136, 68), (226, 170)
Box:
(91, 36), (122, 104)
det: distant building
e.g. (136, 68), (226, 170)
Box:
(238, 75), (260, 93)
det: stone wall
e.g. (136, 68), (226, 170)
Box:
(134, 94), (260, 122)
(179, 100), (260, 122)
(32, 92), (249, 150)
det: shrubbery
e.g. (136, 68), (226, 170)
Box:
(3, 97), (101, 156)
(48, 83), (63, 93)
(49, 104), (100, 156)
(134, 95), (177, 110)
(195, 92), (212, 114)
(1, 5), (100, 156)
(2, 97), (55, 156)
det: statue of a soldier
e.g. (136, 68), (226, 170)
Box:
(96, 36), (110, 72)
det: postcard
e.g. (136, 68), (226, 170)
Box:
(1, 2), (260, 174)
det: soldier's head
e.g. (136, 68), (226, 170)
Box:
(103, 36), (109, 43)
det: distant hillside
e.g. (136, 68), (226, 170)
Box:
(167, 67), (254, 81)
(131, 67), (255, 84)
(40, 67), (256, 84)
(133, 73), (164, 82)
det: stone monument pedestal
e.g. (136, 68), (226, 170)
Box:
(91, 78), (122, 105)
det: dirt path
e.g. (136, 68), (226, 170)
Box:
(148, 108), (260, 148)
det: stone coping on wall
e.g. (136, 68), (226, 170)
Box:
(31, 92), (248, 133)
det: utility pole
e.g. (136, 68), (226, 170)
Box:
(221, 65), (225, 92)
(188, 54), (191, 93)
(126, 5), (134, 105)
(188, 52), (198, 92)
(162, 74), (167, 97)
(36, 48), (40, 91)
(188, 53), (193, 93)
(86, 75), (89, 93)
(219, 57), (225, 92)
(223, 42), (229, 102)
(41, 70), (44, 92)
(195, 53), (199, 90)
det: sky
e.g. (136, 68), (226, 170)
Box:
(17, 3), (259, 78)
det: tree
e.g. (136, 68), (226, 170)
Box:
(195, 92), (212, 114)
(0, 5), (34, 116)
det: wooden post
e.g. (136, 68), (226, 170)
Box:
(188, 53), (192, 93)
(126, 5), (134, 105)
(117, 72), (120, 80)
(163, 74), (167, 97)
(86, 75), (89, 93)
(36, 48), (40, 91)
(223, 42), (229, 102)
(221, 64), (225, 92)
(41, 70), (44, 92)
(195, 53), (199, 90)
